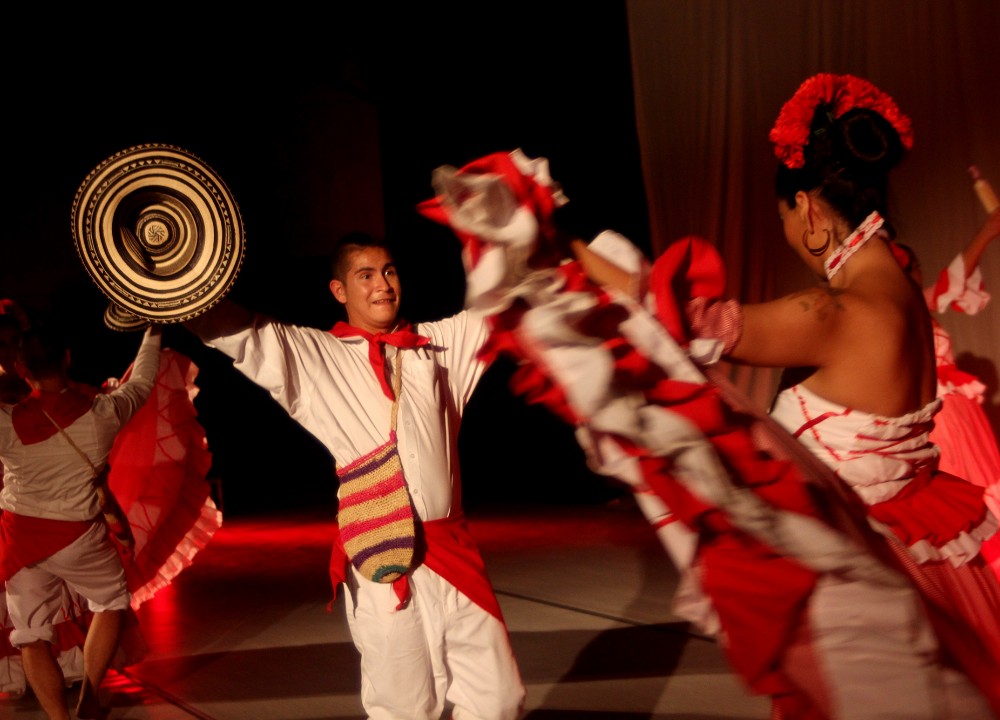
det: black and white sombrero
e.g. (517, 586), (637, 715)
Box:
(72, 143), (245, 330)
(102, 303), (149, 332)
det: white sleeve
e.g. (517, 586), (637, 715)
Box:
(195, 313), (328, 419)
(418, 309), (491, 408)
(105, 327), (162, 425)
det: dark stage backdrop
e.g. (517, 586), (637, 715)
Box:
(2, 6), (649, 515)
(15, 4), (991, 518)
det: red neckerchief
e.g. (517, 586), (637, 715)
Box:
(330, 321), (431, 400)
(11, 385), (99, 445)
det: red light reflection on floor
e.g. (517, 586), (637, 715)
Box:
(131, 502), (651, 657)
(103, 669), (164, 706)
(149, 503), (651, 565)
(134, 510), (339, 658)
(467, 500), (651, 552)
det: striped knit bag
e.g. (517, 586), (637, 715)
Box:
(336, 351), (415, 583)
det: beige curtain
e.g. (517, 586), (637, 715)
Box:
(626, 0), (1000, 423)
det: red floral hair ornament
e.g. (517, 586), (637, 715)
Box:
(769, 73), (914, 169)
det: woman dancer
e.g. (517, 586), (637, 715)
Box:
(891, 206), (1000, 575)
(713, 74), (1000, 712)
(749, 73), (1000, 610)
(419, 140), (1000, 715)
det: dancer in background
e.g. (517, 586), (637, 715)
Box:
(0, 302), (221, 710)
(892, 198), (1000, 576)
(0, 300), (94, 700)
(0, 322), (161, 718)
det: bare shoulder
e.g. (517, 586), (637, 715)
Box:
(781, 285), (852, 322)
(733, 284), (859, 368)
(849, 273), (922, 335)
(814, 287), (909, 364)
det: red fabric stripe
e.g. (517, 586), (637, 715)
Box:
(0, 512), (92, 583)
(648, 515), (679, 531)
(338, 506), (413, 543)
(338, 473), (405, 510)
(793, 410), (847, 439)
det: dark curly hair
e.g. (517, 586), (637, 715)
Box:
(775, 105), (906, 233)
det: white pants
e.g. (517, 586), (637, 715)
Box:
(345, 564), (524, 720)
(6, 522), (129, 647)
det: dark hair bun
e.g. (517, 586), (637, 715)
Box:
(775, 103), (906, 229)
(834, 108), (905, 175)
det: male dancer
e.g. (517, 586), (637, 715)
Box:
(186, 232), (524, 720)
(0, 322), (161, 719)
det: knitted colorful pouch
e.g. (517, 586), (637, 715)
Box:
(335, 351), (415, 583)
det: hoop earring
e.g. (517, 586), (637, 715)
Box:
(802, 228), (831, 256)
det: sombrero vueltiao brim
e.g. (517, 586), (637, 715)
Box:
(72, 144), (245, 327)
(103, 303), (148, 332)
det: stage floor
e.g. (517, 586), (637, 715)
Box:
(3, 498), (769, 719)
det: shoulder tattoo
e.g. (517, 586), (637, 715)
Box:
(789, 286), (846, 321)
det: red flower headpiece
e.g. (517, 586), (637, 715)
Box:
(769, 73), (914, 169)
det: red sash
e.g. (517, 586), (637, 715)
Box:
(328, 513), (504, 622)
(0, 511), (92, 582)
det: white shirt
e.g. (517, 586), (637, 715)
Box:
(192, 307), (490, 521)
(0, 330), (161, 521)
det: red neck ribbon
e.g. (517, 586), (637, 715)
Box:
(330, 321), (430, 399)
